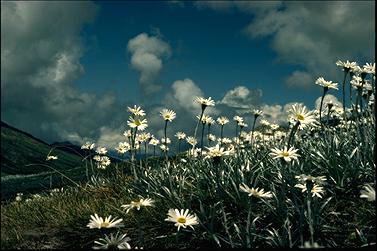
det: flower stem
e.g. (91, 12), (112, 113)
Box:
(164, 120), (168, 161)
(207, 124), (211, 146)
(319, 87), (328, 125)
(194, 109), (204, 139)
(220, 125), (224, 147)
(349, 72), (353, 107)
(287, 121), (300, 149)
(341, 71), (348, 119)
(200, 123), (205, 155)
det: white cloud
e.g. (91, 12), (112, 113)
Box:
(243, 1), (375, 89)
(96, 126), (126, 150)
(0, 1), (129, 145)
(260, 102), (306, 125)
(285, 71), (313, 90)
(218, 86), (262, 109)
(127, 33), (172, 96)
(172, 78), (204, 114)
(314, 94), (342, 111)
(193, 1), (375, 90)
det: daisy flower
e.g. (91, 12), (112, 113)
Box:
(350, 75), (363, 89)
(93, 232), (131, 249)
(127, 117), (148, 131)
(160, 144), (169, 152)
(115, 142), (130, 154)
(351, 65), (363, 75)
(204, 144), (229, 159)
(315, 77), (338, 90)
(360, 184), (375, 201)
(197, 114), (211, 124)
(96, 147), (108, 155)
(81, 141), (96, 150)
(46, 155), (58, 161)
(15, 193), (23, 202)
(363, 62), (375, 74)
(295, 184), (325, 198)
(121, 198), (154, 213)
(208, 134), (216, 142)
(149, 138), (159, 146)
(195, 96), (215, 108)
(97, 156), (111, 169)
(239, 122), (248, 128)
(160, 109), (176, 122)
(270, 124), (279, 130)
(295, 174), (327, 185)
(217, 116), (229, 125)
(253, 109), (263, 117)
(239, 183), (273, 199)
(165, 209), (199, 231)
(187, 148), (201, 157)
(87, 214), (124, 229)
(137, 132), (151, 142)
(270, 146), (300, 163)
(233, 116), (244, 124)
(161, 137), (171, 144)
(186, 136), (198, 146)
(175, 132), (186, 140)
(205, 116), (215, 125)
(289, 103), (317, 129)
(335, 60), (357, 72)
(260, 119), (270, 127)
(123, 130), (132, 138)
(218, 137), (232, 144)
(128, 105), (145, 117)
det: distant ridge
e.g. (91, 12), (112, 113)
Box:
(1, 121), (50, 146)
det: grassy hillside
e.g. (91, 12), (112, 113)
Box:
(1, 121), (89, 200)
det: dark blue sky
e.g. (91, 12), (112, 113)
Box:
(76, 1), (320, 108)
(2, 1), (374, 145)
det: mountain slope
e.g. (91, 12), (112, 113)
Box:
(1, 121), (88, 200)
(1, 121), (83, 176)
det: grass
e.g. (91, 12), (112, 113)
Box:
(1, 114), (375, 249)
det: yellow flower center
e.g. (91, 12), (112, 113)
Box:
(282, 151), (289, 157)
(177, 217), (186, 224)
(252, 191), (260, 198)
(100, 222), (110, 228)
(135, 120), (141, 126)
(296, 114), (305, 121)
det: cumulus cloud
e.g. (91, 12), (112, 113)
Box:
(127, 33), (172, 97)
(285, 71), (313, 90)
(314, 94), (342, 111)
(218, 86), (262, 110)
(194, 1), (375, 90)
(171, 78), (204, 114)
(243, 1), (375, 89)
(96, 126), (127, 150)
(145, 78), (220, 140)
(0, 1), (127, 146)
(260, 102), (295, 125)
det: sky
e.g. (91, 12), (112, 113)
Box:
(1, 0), (375, 149)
